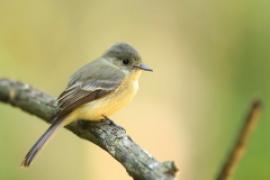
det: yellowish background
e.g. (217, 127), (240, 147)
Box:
(0, 0), (269, 180)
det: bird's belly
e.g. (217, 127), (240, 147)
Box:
(74, 80), (139, 121)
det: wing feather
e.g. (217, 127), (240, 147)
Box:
(55, 60), (124, 119)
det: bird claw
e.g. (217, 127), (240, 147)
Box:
(101, 115), (126, 132)
(76, 120), (91, 129)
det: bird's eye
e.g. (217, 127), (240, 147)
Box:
(123, 59), (129, 65)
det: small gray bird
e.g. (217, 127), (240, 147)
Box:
(22, 42), (152, 167)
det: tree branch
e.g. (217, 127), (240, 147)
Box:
(0, 78), (178, 180)
(216, 100), (262, 180)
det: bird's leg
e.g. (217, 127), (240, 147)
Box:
(101, 115), (126, 132)
(75, 120), (92, 129)
(101, 115), (117, 125)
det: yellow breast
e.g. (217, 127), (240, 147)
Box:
(65, 70), (142, 123)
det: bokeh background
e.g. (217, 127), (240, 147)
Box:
(0, 0), (269, 179)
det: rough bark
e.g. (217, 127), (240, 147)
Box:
(0, 78), (178, 180)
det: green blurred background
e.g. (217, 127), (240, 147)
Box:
(0, 0), (269, 179)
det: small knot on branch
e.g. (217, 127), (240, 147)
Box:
(161, 161), (178, 176)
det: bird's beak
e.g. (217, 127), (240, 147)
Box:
(134, 63), (153, 72)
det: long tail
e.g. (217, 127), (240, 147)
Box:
(21, 118), (64, 167)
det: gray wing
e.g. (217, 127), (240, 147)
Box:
(56, 59), (125, 119)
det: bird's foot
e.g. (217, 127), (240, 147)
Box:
(76, 120), (91, 129)
(101, 115), (126, 132)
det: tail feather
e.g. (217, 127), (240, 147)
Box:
(21, 118), (64, 167)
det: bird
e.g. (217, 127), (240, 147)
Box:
(21, 42), (153, 167)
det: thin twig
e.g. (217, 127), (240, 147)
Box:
(216, 100), (262, 180)
(0, 78), (178, 180)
